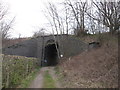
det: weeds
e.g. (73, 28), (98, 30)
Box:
(19, 67), (40, 88)
(43, 70), (56, 88)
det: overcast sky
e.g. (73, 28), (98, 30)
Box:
(2, 0), (118, 38)
(2, 0), (63, 38)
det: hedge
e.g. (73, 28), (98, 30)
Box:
(2, 54), (40, 88)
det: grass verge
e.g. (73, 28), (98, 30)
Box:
(54, 66), (60, 75)
(43, 70), (56, 88)
(19, 67), (40, 88)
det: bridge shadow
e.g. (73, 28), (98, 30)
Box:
(42, 42), (59, 67)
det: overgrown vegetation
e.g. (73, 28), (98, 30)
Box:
(2, 55), (40, 88)
(56, 34), (118, 88)
(43, 70), (56, 88)
(19, 67), (40, 88)
(79, 33), (118, 44)
(54, 66), (60, 75)
(54, 66), (64, 84)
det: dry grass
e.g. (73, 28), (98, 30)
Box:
(58, 34), (118, 88)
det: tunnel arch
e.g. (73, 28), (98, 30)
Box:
(42, 39), (59, 66)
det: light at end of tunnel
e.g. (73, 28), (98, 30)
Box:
(60, 54), (63, 58)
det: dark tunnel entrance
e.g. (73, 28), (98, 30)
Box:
(43, 43), (58, 66)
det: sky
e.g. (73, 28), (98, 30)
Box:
(2, 0), (64, 38)
(2, 0), (118, 38)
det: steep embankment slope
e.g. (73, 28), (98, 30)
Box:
(58, 35), (118, 88)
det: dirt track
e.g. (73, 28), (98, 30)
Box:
(29, 67), (61, 88)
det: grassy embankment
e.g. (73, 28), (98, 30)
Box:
(2, 55), (40, 88)
(19, 67), (40, 88)
(55, 33), (118, 88)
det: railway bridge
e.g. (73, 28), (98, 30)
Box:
(3, 35), (88, 66)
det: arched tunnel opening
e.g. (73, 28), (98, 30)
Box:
(43, 43), (58, 66)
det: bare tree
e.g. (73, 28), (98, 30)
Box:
(65, 0), (80, 35)
(0, 2), (8, 41)
(64, 0), (89, 36)
(33, 28), (47, 37)
(47, 2), (65, 35)
(44, 2), (66, 59)
(44, 2), (58, 35)
(0, 2), (15, 47)
(1, 18), (15, 40)
(63, 1), (73, 35)
(0, 3), (8, 21)
(89, 1), (120, 34)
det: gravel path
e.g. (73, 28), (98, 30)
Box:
(29, 67), (61, 88)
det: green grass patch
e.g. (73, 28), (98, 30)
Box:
(19, 67), (40, 88)
(2, 55), (40, 88)
(54, 66), (64, 82)
(43, 70), (56, 88)
(54, 66), (60, 75)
